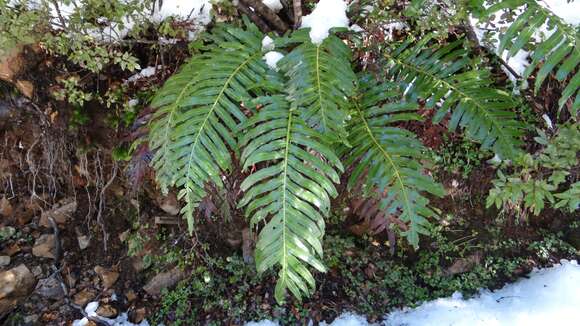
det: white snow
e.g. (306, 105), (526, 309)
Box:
(263, 51), (284, 70)
(243, 260), (580, 326)
(151, 0), (212, 25)
(126, 66), (163, 82)
(73, 301), (150, 326)
(539, 0), (580, 25)
(321, 313), (372, 325)
(245, 321), (279, 326)
(385, 260), (580, 325)
(300, 0), (349, 44)
(262, 35), (275, 51)
(262, 0), (283, 13)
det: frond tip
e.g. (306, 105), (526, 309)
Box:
(238, 95), (343, 303)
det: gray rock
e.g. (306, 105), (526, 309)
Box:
(143, 267), (187, 296)
(0, 256), (10, 267)
(32, 234), (56, 259)
(35, 275), (65, 299)
(77, 235), (90, 250)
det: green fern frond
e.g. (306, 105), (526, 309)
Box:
(149, 24), (269, 231)
(277, 29), (356, 143)
(345, 79), (445, 248)
(238, 95), (343, 303)
(385, 36), (525, 159)
(496, 1), (579, 115)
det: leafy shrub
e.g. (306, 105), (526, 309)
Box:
(487, 123), (580, 218)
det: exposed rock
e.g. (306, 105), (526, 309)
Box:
(96, 304), (118, 318)
(31, 265), (43, 277)
(35, 275), (65, 300)
(444, 251), (483, 276)
(1, 243), (20, 256)
(0, 256), (10, 267)
(0, 197), (12, 217)
(143, 267), (187, 296)
(158, 193), (180, 215)
(23, 314), (39, 324)
(94, 266), (119, 289)
(77, 235), (90, 250)
(130, 307), (147, 323)
(32, 234), (56, 259)
(0, 264), (36, 315)
(125, 289), (137, 302)
(118, 229), (130, 243)
(39, 199), (77, 227)
(73, 289), (96, 307)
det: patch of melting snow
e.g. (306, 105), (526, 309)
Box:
(300, 0), (349, 44)
(263, 51), (285, 71)
(73, 301), (150, 326)
(244, 260), (580, 326)
(263, 0), (283, 13)
(262, 35), (275, 51)
(126, 66), (163, 83)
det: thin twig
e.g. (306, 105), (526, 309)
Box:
(96, 160), (118, 252)
(50, 0), (68, 29)
(240, 0), (289, 34)
(236, 1), (272, 33)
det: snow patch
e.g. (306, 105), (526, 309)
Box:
(73, 301), (150, 326)
(321, 313), (373, 325)
(126, 66), (163, 83)
(300, 0), (349, 44)
(262, 35), (275, 51)
(539, 0), (580, 26)
(245, 321), (279, 326)
(151, 0), (212, 25)
(263, 51), (284, 71)
(262, 0), (283, 13)
(385, 260), (580, 326)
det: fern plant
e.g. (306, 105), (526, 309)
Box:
(147, 20), (530, 303)
(278, 29), (356, 144)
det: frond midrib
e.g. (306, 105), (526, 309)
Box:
(314, 45), (329, 132)
(279, 107), (293, 293)
(354, 102), (413, 222)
